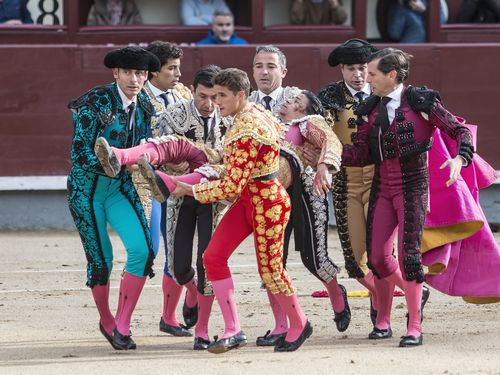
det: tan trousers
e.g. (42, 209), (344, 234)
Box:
(333, 164), (374, 278)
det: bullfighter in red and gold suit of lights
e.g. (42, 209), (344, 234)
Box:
(165, 68), (312, 354)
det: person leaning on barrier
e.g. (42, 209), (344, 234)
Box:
(290, 0), (347, 25)
(196, 10), (248, 45)
(87, 0), (142, 26)
(181, 0), (230, 26)
(0, 0), (33, 25)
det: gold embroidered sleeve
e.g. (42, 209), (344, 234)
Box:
(303, 117), (342, 171)
(194, 137), (260, 204)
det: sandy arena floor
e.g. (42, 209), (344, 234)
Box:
(0, 229), (499, 375)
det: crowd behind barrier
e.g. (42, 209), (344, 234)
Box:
(3, 0), (498, 43)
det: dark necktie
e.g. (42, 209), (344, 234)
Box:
(202, 117), (210, 142)
(127, 102), (136, 130)
(159, 92), (170, 107)
(126, 102), (136, 146)
(355, 92), (365, 103)
(262, 95), (272, 111)
(377, 96), (392, 133)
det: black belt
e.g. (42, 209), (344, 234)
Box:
(253, 172), (278, 181)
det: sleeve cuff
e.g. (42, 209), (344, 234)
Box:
(459, 155), (469, 167)
(192, 185), (199, 200)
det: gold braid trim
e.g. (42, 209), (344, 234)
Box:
(131, 170), (153, 223)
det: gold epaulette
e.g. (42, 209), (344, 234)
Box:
(307, 115), (329, 130)
(225, 104), (280, 146)
(174, 82), (193, 100)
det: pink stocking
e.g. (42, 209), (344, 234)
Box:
(184, 277), (198, 308)
(156, 171), (205, 193)
(115, 276), (124, 324)
(114, 137), (209, 168)
(373, 276), (394, 330)
(385, 268), (405, 290)
(273, 293), (307, 342)
(386, 269), (422, 336)
(323, 278), (345, 313)
(115, 272), (147, 336)
(402, 279), (423, 337)
(211, 278), (241, 338)
(194, 293), (215, 340)
(112, 143), (160, 166)
(91, 282), (115, 335)
(161, 274), (183, 326)
(357, 272), (378, 310)
(266, 288), (288, 335)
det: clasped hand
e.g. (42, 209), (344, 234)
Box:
(169, 177), (194, 197)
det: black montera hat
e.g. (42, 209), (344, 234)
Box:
(328, 39), (378, 67)
(104, 46), (161, 72)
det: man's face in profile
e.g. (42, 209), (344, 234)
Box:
(212, 15), (234, 42)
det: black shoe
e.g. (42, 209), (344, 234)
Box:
(99, 323), (121, 350)
(274, 321), (313, 352)
(369, 296), (378, 327)
(406, 285), (431, 327)
(207, 331), (247, 354)
(159, 318), (193, 337)
(137, 157), (170, 203)
(368, 327), (393, 340)
(182, 298), (198, 329)
(399, 334), (423, 347)
(95, 137), (122, 177)
(111, 328), (136, 350)
(256, 330), (287, 346)
(333, 284), (351, 332)
(193, 337), (211, 350)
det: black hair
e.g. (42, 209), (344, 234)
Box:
(302, 90), (325, 117)
(193, 64), (221, 89)
(145, 40), (183, 80)
(369, 48), (413, 83)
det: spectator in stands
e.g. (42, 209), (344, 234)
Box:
(87, 0), (142, 26)
(290, 0), (347, 25)
(456, 0), (500, 23)
(0, 0), (33, 24)
(181, 0), (230, 26)
(387, 0), (448, 43)
(196, 10), (248, 45)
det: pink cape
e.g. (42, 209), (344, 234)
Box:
(422, 124), (500, 302)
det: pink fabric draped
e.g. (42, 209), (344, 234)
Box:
(422, 123), (500, 300)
